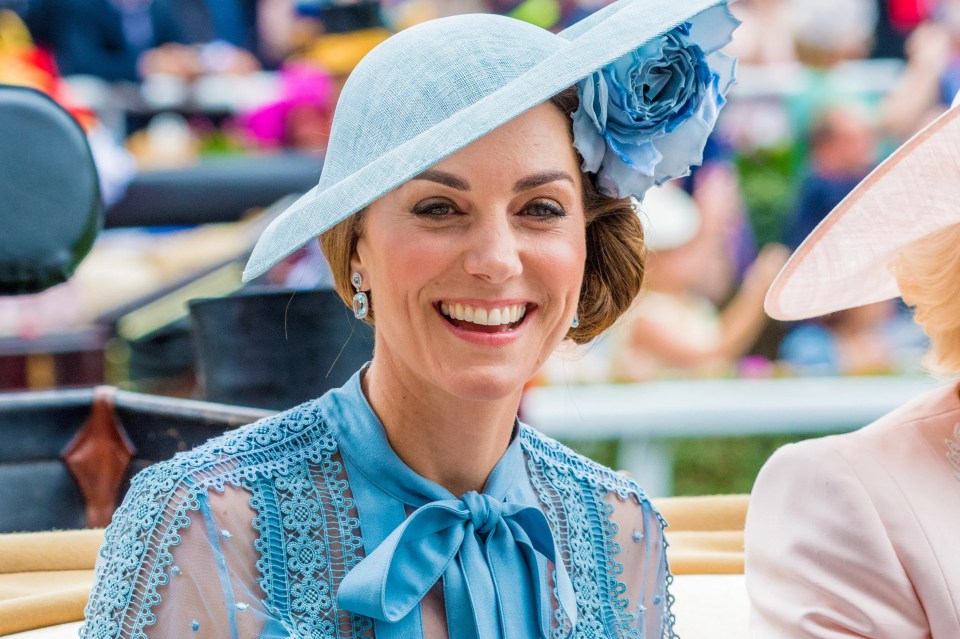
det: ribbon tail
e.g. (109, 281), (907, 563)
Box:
(465, 531), (503, 637)
(517, 534), (577, 635)
(504, 506), (579, 634)
(488, 522), (541, 638)
(338, 501), (465, 622)
(443, 555), (479, 639)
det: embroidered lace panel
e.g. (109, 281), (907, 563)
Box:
(82, 400), (676, 638)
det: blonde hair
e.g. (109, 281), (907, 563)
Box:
(893, 221), (960, 375)
(320, 88), (646, 345)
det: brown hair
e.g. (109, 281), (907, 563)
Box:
(319, 87), (646, 345)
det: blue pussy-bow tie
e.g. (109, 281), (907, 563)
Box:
(337, 490), (577, 637)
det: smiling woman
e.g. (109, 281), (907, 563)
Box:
(81, 2), (739, 638)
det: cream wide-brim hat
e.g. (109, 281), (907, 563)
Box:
(765, 99), (960, 320)
(241, 0), (737, 282)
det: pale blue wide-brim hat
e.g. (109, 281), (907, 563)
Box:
(243, 0), (736, 281)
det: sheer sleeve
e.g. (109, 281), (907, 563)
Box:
(82, 465), (288, 639)
(606, 492), (676, 638)
(745, 441), (929, 638)
(146, 485), (287, 638)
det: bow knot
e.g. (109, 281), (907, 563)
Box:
(462, 491), (502, 534)
(337, 495), (577, 637)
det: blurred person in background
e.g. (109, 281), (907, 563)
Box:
(778, 299), (927, 375)
(788, 0), (878, 68)
(382, 0), (629, 31)
(22, 0), (192, 81)
(725, 0), (796, 66)
(872, 0), (933, 59)
(239, 61), (333, 152)
(881, 0), (960, 139)
(610, 184), (788, 382)
(747, 91), (960, 639)
(298, 1), (391, 79)
(690, 137), (760, 289)
(165, 0), (265, 67)
(20, 0), (264, 82)
(782, 104), (878, 250)
(775, 103), (923, 375)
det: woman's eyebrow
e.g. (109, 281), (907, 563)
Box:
(412, 169), (471, 191)
(514, 170), (574, 192)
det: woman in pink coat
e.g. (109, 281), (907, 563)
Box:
(746, 93), (960, 638)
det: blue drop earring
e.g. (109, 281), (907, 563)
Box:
(571, 311), (580, 329)
(352, 272), (369, 319)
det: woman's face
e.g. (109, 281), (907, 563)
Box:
(353, 102), (587, 402)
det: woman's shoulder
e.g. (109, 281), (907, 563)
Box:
(86, 399), (340, 639)
(518, 424), (650, 502)
(854, 379), (960, 441)
(93, 396), (338, 589)
(758, 381), (960, 478)
(753, 381), (960, 514)
(133, 394), (338, 496)
(748, 382), (960, 549)
(760, 380), (958, 457)
(744, 385), (960, 637)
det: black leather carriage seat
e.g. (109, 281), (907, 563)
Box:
(0, 387), (272, 532)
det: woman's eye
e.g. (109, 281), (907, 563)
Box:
(411, 200), (458, 217)
(523, 200), (566, 219)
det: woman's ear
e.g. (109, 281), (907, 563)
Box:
(350, 239), (367, 290)
(348, 208), (370, 289)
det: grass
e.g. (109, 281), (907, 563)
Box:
(561, 432), (836, 496)
(668, 433), (832, 495)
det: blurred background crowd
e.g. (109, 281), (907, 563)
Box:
(1, 0), (955, 494)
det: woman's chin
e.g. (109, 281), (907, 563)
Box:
(434, 365), (530, 404)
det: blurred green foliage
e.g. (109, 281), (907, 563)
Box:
(669, 433), (831, 495)
(736, 144), (797, 247)
(198, 129), (245, 156)
(559, 438), (619, 469)
(561, 433), (835, 496)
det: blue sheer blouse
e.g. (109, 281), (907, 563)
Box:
(82, 369), (676, 638)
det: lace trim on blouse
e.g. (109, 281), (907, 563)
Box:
(82, 394), (676, 639)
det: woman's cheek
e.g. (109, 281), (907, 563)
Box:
(532, 234), (586, 281)
(381, 233), (457, 295)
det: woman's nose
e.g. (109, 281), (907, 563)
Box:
(462, 216), (523, 283)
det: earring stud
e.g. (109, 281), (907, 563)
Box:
(352, 272), (368, 319)
(570, 312), (580, 329)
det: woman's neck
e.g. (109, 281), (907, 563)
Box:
(361, 358), (521, 497)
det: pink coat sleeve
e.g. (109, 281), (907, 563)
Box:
(744, 439), (929, 638)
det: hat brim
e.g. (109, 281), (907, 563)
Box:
(765, 105), (960, 321)
(242, 0), (729, 282)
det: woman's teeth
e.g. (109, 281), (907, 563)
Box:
(439, 302), (526, 326)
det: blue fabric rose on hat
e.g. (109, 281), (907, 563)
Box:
(572, 3), (739, 199)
